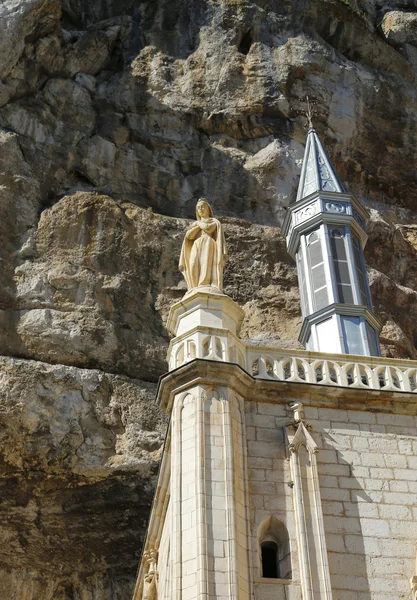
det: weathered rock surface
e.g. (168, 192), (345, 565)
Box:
(0, 191), (302, 377)
(0, 355), (165, 599)
(1, 0), (417, 597)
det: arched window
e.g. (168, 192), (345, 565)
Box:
(175, 344), (184, 367)
(330, 228), (353, 304)
(187, 340), (196, 360)
(307, 229), (328, 311)
(258, 516), (292, 580)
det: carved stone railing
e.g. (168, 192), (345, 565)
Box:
(169, 329), (417, 394)
(167, 292), (417, 395)
(246, 347), (417, 393)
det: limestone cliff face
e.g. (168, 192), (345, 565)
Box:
(1, 0), (417, 596)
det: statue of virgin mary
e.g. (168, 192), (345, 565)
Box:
(179, 198), (227, 293)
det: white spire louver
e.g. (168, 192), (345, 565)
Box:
(296, 128), (345, 201)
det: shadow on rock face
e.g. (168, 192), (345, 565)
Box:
(0, 355), (167, 599)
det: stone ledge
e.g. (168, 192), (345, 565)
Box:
(157, 359), (417, 415)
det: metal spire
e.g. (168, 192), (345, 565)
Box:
(296, 123), (346, 202)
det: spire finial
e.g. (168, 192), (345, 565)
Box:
(306, 96), (314, 130)
(300, 95), (318, 131)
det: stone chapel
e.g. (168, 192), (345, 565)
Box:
(132, 125), (417, 600)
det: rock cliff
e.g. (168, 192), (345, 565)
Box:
(1, 0), (417, 597)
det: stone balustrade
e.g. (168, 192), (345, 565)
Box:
(170, 332), (417, 393)
(247, 347), (417, 393)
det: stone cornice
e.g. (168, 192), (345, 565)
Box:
(285, 198), (369, 257)
(156, 359), (417, 416)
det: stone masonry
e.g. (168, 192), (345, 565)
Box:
(248, 401), (417, 600)
(134, 290), (417, 600)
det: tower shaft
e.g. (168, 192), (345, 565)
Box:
(283, 129), (381, 356)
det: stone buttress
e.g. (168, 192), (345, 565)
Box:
(132, 288), (342, 600)
(133, 290), (253, 600)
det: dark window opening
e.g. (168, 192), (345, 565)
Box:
(330, 227), (354, 304)
(307, 229), (328, 311)
(238, 30), (253, 55)
(261, 541), (279, 578)
(258, 516), (292, 580)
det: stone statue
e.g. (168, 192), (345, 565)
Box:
(179, 198), (227, 293)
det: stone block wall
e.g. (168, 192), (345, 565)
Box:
(245, 400), (417, 600)
(246, 400), (301, 600)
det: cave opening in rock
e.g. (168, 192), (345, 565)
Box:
(238, 29), (253, 55)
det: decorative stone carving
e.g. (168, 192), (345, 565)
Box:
(247, 350), (417, 393)
(288, 401), (305, 423)
(411, 576), (417, 600)
(297, 203), (316, 222)
(179, 198), (227, 294)
(286, 403), (318, 454)
(143, 549), (158, 600)
(325, 201), (346, 213)
(286, 403), (333, 600)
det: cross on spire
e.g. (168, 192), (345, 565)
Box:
(305, 96), (314, 130)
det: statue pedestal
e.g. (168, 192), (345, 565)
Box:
(167, 289), (246, 371)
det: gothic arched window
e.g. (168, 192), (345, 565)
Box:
(258, 516), (292, 580)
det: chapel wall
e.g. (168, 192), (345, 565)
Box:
(307, 406), (417, 599)
(245, 400), (301, 600)
(245, 400), (417, 600)
(157, 500), (171, 600)
(179, 394), (198, 599)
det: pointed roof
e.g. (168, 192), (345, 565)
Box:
(296, 128), (345, 202)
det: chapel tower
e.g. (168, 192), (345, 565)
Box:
(282, 127), (381, 356)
